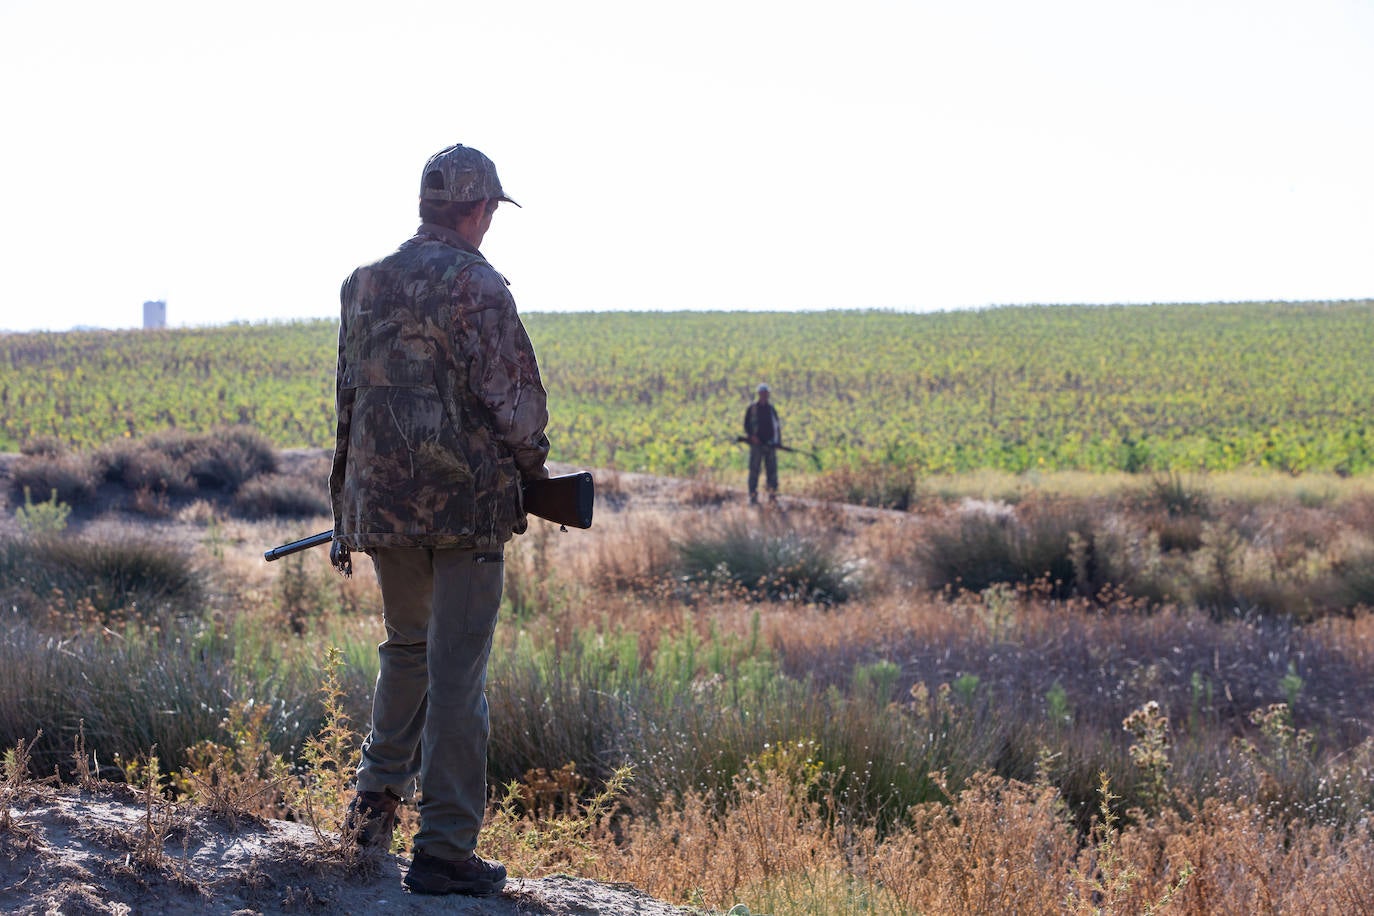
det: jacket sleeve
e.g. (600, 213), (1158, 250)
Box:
(454, 267), (551, 481)
(328, 274), (355, 534)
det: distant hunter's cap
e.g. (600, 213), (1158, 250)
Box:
(420, 144), (521, 207)
(757, 382), (770, 393)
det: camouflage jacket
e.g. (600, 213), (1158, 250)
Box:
(743, 401), (781, 446)
(329, 223), (550, 550)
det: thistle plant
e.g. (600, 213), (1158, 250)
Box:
(1122, 700), (1171, 810)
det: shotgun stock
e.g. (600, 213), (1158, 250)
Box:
(522, 471), (595, 529)
(263, 472), (595, 562)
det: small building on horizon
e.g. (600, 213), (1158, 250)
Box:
(143, 300), (166, 329)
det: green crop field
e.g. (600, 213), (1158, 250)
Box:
(3, 300), (1373, 476)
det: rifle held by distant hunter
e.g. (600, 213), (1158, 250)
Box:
(734, 436), (821, 468)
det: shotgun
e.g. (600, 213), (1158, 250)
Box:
(264, 471), (595, 562)
(734, 436), (821, 467)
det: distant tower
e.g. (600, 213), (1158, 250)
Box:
(143, 300), (166, 329)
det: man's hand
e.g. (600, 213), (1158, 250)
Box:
(330, 539), (352, 578)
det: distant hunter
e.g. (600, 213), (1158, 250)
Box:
(744, 382), (782, 504)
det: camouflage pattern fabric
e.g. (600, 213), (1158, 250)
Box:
(744, 401), (782, 446)
(330, 223), (550, 550)
(420, 144), (520, 207)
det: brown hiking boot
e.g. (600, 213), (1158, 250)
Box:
(404, 849), (507, 896)
(342, 789), (399, 851)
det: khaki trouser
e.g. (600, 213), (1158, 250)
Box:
(356, 546), (503, 860)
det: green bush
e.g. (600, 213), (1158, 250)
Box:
(0, 613), (345, 782)
(13, 487), (71, 537)
(915, 499), (1196, 606)
(0, 533), (204, 623)
(673, 511), (857, 604)
(1332, 546), (1374, 610)
(486, 627), (966, 830)
(1143, 471), (1212, 519)
(917, 499), (1093, 597)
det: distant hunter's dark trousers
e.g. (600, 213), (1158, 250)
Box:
(748, 444), (778, 498)
(357, 546), (503, 861)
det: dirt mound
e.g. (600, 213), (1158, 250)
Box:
(0, 783), (702, 915)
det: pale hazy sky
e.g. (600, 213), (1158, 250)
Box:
(1, 0), (1370, 332)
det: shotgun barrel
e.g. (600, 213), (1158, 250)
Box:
(263, 530), (333, 562)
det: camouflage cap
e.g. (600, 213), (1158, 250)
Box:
(419, 144), (521, 207)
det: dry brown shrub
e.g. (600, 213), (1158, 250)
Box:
(1307, 613), (1374, 672)
(758, 591), (963, 688)
(1147, 798), (1374, 915)
(131, 484), (173, 518)
(597, 767), (1374, 914)
(583, 511), (676, 593)
(682, 471), (733, 507)
(869, 772), (1077, 915)
(806, 460), (922, 510)
(604, 755), (842, 909)
(97, 438), (195, 496)
(8, 452), (100, 507)
(1334, 492), (1374, 536)
(233, 472), (330, 519)
(593, 468), (627, 509)
(852, 514), (931, 594)
(1146, 508), (1207, 553)
(18, 436), (68, 458)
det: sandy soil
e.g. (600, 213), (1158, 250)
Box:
(0, 781), (702, 915)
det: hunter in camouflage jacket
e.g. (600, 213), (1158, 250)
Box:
(329, 223), (550, 551)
